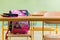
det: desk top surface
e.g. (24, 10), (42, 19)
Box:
(0, 16), (60, 21)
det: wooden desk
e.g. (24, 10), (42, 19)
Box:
(0, 16), (60, 21)
(0, 16), (60, 40)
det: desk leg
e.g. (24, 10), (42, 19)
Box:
(56, 24), (58, 34)
(2, 21), (4, 40)
(30, 21), (34, 40)
(31, 27), (34, 40)
(42, 21), (44, 40)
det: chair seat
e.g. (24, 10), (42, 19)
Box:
(8, 32), (31, 37)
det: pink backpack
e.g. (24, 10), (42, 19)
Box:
(6, 10), (30, 40)
(8, 10), (30, 34)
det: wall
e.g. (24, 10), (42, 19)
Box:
(0, 0), (60, 14)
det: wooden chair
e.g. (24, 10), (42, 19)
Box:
(44, 12), (60, 40)
(30, 11), (56, 40)
(5, 10), (34, 40)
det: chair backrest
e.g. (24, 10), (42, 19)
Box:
(8, 10), (30, 33)
(44, 12), (60, 24)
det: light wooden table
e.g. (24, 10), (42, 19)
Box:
(0, 16), (60, 40)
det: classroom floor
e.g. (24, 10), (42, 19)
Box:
(0, 29), (60, 40)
